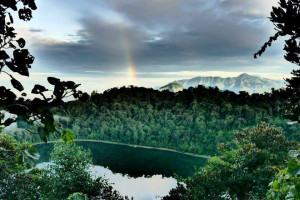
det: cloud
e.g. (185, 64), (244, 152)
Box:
(26, 0), (289, 74)
(28, 28), (43, 33)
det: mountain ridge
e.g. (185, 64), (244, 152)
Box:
(161, 73), (285, 94)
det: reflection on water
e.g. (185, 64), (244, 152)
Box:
(90, 165), (177, 200)
(35, 141), (207, 200)
(36, 163), (177, 199)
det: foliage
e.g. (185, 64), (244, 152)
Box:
(254, 0), (300, 65)
(0, 133), (130, 200)
(267, 148), (300, 200)
(254, 1), (300, 198)
(255, 0), (300, 123)
(48, 86), (300, 156)
(0, 132), (41, 200)
(67, 193), (89, 200)
(0, 0), (89, 143)
(34, 142), (131, 200)
(163, 122), (298, 200)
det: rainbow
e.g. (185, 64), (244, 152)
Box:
(105, 0), (137, 85)
(107, 0), (137, 86)
(122, 34), (136, 85)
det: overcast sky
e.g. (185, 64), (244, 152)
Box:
(2, 0), (297, 93)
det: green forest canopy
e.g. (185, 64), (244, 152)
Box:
(15, 85), (299, 156)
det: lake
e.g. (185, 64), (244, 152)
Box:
(35, 141), (207, 199)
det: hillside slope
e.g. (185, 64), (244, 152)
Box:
(44, 86), (300, 156)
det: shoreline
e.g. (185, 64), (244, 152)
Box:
(33, 139), (210, 159)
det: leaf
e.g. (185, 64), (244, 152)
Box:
(61, 129), (75, 143)
(16, 38), (26, 48)
(7, 104), (29, 115)
(287, 160), (298, 175)
(31, 84), (48, 94)
(0, 50), (9, 60)
(11, 78), (24, 92)
(15, 155), (24, 165)
(272, 180), (280, 189)
(3, 118), (14, 126)
(38, 127), (49, 142)
(41, 113), (56, 133)
(18, 8), (32, 21)
(16, 116), (33, 129)
(65, 81), (80, 89)
(47, 77), (60, 85)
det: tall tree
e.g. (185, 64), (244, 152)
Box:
(255, 0), (300, 122)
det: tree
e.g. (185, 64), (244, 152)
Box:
(0, 130), (130, 199)
(0, 0), (89, 143)
(254, 1), (300, 198)
(36, 142), (130, 200)
(0, 132), (41, 200)
(163, 122), (297, 200)
(255, 0), (300, 122)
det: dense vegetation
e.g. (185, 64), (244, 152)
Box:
(267, 148), (300, 199)
(31, 86), (299, 156)
(0, 132), (130, 200)
(163, 122), (298, 200)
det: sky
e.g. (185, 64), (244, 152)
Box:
(1, 0), (297, 93)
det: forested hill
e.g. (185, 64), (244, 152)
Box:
(47, 86), (299, 156)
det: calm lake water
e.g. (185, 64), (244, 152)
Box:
(35, 141), (207, 199)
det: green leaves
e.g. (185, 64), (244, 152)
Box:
(287, 159), (298, 175)
(61, 129), (75, 143)
(0, 0), (83, 145)
(38, 127), (49, 142)
(267, 148), (300, 200)
(67, 193), (89, 200)
(41, 113), (56, 136)
(164, 122), (296, 200)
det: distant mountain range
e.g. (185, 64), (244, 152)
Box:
(159, 73), (285, 94)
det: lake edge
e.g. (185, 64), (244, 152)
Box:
(33, 139), (211, 159)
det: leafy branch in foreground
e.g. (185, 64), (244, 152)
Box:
(0, 133), (41, 199)
(255, 0), (300, 122)
(0, 0), (90, 143)
(0, 133), (131, 200)
(267, 148), (300, 200)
